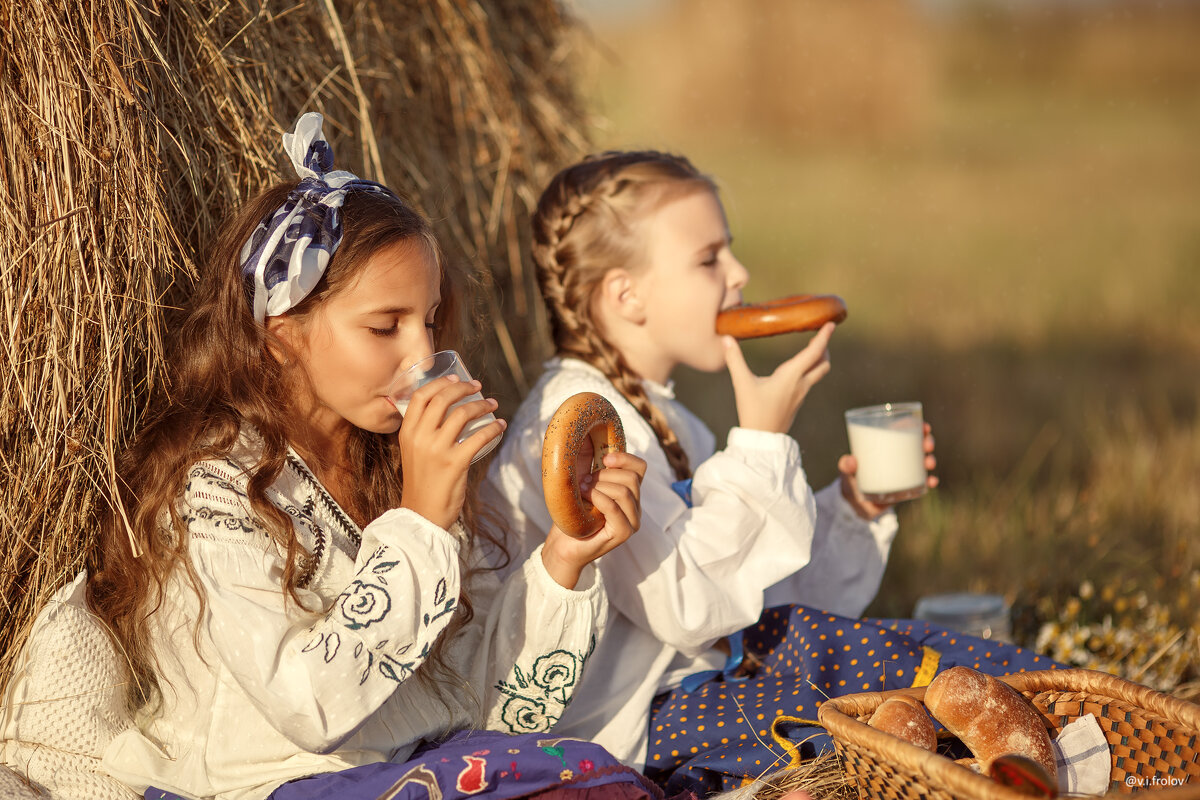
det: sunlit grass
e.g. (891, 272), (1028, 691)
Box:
(576, 2), (1200, 695)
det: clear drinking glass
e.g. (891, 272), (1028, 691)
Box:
(844, 401), (927, 504)
(388, 350), (502, 463)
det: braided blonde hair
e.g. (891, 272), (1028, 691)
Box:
(532, 151), (717, 481)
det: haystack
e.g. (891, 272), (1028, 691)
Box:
(0, 0), (588, 689)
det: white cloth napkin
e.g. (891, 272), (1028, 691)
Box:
(1053, 713), (1111, 795)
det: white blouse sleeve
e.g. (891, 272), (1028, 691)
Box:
(596, 425), (818, 658)
(465, 545), (607, 735)
(182, 484), (465, 754)
(762, 479), (898, 617)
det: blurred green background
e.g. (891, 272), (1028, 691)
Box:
(565, 0), (1199, 686)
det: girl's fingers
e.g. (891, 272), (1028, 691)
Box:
(586, 487), (617, 530)
(402, 379), (503, 469)
(804, 356), (832, 385)
(442, 396), (499, 437)
(421, 380), (485, 428)
(601, 451), (648, 480)
(722, 336), (754, 386)
(404, 374), (462, 417)
(592, 465), (643, 499)
(590, 453), (645, 509)
(922, 423), (936, 481)
(592, 472), (648, 510)
(592, 476), (640, 533)
(403, 377), (472, 427)
(457, 417), (507, 460)
(780, 322), (834, 374)
(588, 486), (634, 543)
(578, 471), (595, 500)
(837, 453), (858, 477)
(812, 320), (836, 349)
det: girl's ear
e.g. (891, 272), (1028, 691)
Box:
(264, 314), (301, 364)
(598, 268), (647, 326)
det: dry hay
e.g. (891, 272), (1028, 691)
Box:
(0, 0), (588, 689)
(714, 750), (851, 800)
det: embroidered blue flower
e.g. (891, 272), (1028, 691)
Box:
(338, 580), (391, 629)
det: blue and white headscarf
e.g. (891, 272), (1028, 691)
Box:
(240, 112), (396, 322)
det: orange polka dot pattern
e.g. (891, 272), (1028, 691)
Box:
(644, 605), (1058, 797)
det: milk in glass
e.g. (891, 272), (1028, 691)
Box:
(844, 402), (926, 504)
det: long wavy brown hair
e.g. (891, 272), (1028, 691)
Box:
(86, 181), (492, 712)
(531, 151), (717, 481)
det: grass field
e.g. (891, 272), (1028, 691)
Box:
(571, 0), (1200, 694)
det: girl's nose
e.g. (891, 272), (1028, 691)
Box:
(400, 339), (436, 373)
(727, 255), (750, 292)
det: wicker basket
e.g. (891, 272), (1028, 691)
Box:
(817, 668), (1200, 799)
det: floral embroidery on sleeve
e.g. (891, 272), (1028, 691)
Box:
(338, 581), (392, 629)
(300, 544), (458, 687)
(529, 651), (579, 704)
(493, 649), (584, 734)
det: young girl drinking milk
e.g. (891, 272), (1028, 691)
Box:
(483, 151), (1054, 794)
(80, 116), (657, 800)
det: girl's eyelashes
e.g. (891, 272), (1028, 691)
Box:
(368, 323), (436, 336)
(368, 306), (438, 337)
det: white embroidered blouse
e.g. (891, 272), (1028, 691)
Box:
(482, 358), (897, 767)
(102, 433), (606, 800)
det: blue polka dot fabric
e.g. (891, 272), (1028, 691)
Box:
(644, 605), (1059, 796)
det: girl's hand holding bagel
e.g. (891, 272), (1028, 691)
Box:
(398, 375), (507, 530)
(725, 321), (835, 434)
(540, 393), (647, 589)
(542, 450), (647, 590)
(718, 295), (844, 433)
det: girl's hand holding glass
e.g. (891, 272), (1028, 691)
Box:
(396, 374), (506, 530)
(838, 422), (939, 520)
(541, 451), (647, 590)
(389, 350), (504, 461)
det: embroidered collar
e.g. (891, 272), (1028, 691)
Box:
(284, 449), (362, 547)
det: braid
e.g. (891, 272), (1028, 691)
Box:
(531, 163), (625, 346)
(533, 151), (715, 482)
(586, 334), (693, 481)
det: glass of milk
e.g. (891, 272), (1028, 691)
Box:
(844, 402), (927, 504)
(388, 350), (502, 463)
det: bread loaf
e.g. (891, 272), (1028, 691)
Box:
(924, 666), (1057, 780)
(867, 694), (938, 752)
